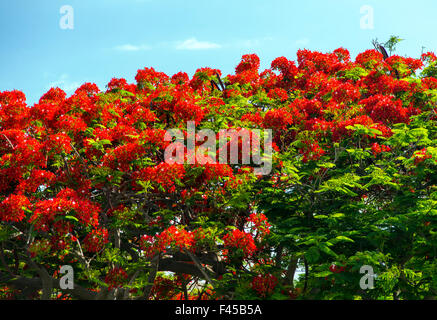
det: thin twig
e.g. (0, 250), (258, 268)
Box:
(183, 249), (216, 289)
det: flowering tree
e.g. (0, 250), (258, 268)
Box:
(0, 46), (436, 300)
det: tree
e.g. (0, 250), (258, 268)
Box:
(0, 46), (436, 300)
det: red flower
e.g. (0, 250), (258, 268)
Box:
(329, 264), (345, 273)
(134, 162), (185, 193)
(421, 51), (437, 63)
(236, 54), (260, 74)
(39, 87), (66, 104)
(141, 226), (196, 257)
(0, 90), (29, 130)
(246, 213), (271, 238)
(371, 143), (391, 155)
(106, 78), (128, 91)
(105, 267), (128, 290)
(83, 228), (109, 253)
(414, 148), (433, 165)
(222, 229), (257, 258)
(264, 108), (293, 130)
(0, 194), (31, 222)
(135, 67), (169, 90)
(251, 273), (278, 297)
(299, 140), (325, 163)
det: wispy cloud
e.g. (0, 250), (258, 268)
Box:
(295, 38), (310, 47)
(240, 39), (263, 48)
(46, 74), (80, 94)
(237, 37), (273, 49)
(114, 44), (150, 51)
(175, 38), (221, 50)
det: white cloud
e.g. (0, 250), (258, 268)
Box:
(114, 44), (150, 51)
(47, 74), (80, 94)
(240, 39), (262, 48)
(238, 37), (273, 49)
(175, 38), (221, 50)
(295, 38), (310, 47)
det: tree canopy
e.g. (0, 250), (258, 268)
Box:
(0, 47), (436, 300)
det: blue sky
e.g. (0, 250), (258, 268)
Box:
(1, 0), (436, 105)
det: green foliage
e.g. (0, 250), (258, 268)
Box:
(384, 35), (404, 55)
(257, 108), (437, 300)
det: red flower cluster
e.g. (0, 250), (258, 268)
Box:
(134, 162), (185, 193)
(156, 226), (195, 252)
(271, 56), (298, 84)
(200, 163), (234, 183)
(246, 213), (271, 238)
(414, 148), (434, 165)
(106, 78), (136, 93)
(361, 95), (417, 125)
(251, 273), (278, 298)
(371, 143), (391, 155)
(329, 264), (346, 273)
(299, 140), (326, 163)
(83, 227), (109, 253)
(150, 275), (179, 300)
(241, 112), (264, 125)
(264, 108), (294, 131)
(29, 188), (100, 232)
(0, 90), (29, 129)
(140, 234), (157, 258)
(222, 229), (257, 258)
(0, 129), (46, 193)
(267, 88), (289, 102)
(102, 141), (145, 172)
(17, 169), (56, 193)
(140, 226), (195, 257)
(0, 194), (31, 222)
(227, 54), (262, 92)
(105, 267), (128, 290)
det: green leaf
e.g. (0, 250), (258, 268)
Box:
(318, 243), (338, 257)
(64, 215), (79, 223)
(331, 236), (354, 244)
(305, 246), (320, 263)
(314, 271), (333, 278)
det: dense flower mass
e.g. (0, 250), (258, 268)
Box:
(105, 267), (129, 290)
(140, 225), (195, 257)
(83, 227), (109, 253)
(0, 45), (436, 300)
(371, 142), (391, 155)
(222, 229), (257, 258)
(246, 212), (271, 239)
(251, 273), (278, 297)
(0, 194), (31, 222)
